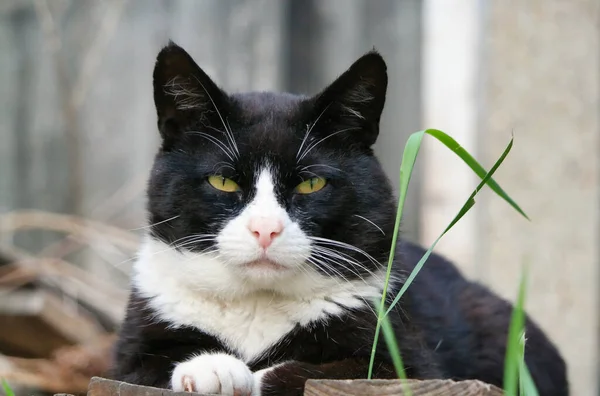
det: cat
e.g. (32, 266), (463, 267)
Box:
(110, 41), (569, 396)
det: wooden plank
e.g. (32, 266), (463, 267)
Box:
(86, 377), (207, 396)
(304, 379), (503, 396)
(54, 377), (504, 396)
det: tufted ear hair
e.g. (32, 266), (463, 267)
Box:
(152, 41), (228, 143)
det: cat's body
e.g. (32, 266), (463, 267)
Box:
(111, 42), (568, 395)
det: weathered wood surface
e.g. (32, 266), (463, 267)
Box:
(53, 377), (503, 396)
(86, 377), (206, 396)
(304, 379), (504, 396)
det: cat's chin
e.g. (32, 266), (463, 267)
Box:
(243, 259), (286, 271)
(238, 259), (294, 281)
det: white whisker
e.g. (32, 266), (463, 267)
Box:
(307, 256), (350, 284)
(298, 127), (360, 161)
(129, 215), (180, 231)
(298, 169), (320, 178)
(312, 246), (378, 277)
(188, 131), (235, 161)
(225, 118), (240, 157)
(311, 248), (375, 285)
(310, 236), (380, 265)
(299, 164), (343, 173)
(353, 214), (385, 236)
(296, 103), (331, 160)
(212, 161), (236, 173)
(205, 124), (239, 161)
(192, 75), (239, 161)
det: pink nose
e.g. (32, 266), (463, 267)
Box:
(248, 217), (284, 249)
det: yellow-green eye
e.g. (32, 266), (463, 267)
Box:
(208, 175), (240, 192)
(295, 177), (327, 194)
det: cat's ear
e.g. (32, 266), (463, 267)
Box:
(313, 50), (387, 147)
(153, 41), (228, 141)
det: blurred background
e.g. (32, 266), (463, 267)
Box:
(0, 0), (597, 395)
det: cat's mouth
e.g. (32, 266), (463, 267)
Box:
(243, 259), (286, 271)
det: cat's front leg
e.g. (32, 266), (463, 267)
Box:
(171, 353), (255, 395)
(172, 356), (394, 396)
(252, 358), (398, 396)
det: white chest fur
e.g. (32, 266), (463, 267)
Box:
(133, 237), (384, 363)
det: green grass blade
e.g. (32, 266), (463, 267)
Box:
(520, 360), (540, 396)
(504, 265), (530, 395)
(384, 136), (514, 317)
(2, 379), (15, 396)
(517, 307), (539, 395)
(380, 315), (406, 380)
(369, 128), (524, 379)
(424, 129), (529, 220)
(519, 331), (526, 396)
(380, 303), (413, 396)
(368, 131), (424, 379)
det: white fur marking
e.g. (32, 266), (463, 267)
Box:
(171, 353), (254, 395)
(134, 167), (386, 364)
(134, 237), (384, 363)
(217, 168), (309, 270)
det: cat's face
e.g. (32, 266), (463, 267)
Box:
(145, 42), (396, 292)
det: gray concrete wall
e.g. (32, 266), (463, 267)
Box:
(420, 1), (599, 394)
(477, 2), (599, 395)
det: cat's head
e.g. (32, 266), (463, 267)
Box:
(144, 42), (396, 295)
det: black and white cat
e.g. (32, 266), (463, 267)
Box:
(111, 42), (568, 396)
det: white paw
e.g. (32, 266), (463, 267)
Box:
(171, 353), (254, 395)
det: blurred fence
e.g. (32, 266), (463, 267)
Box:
(0, 0), (422, 244)
(0, 1), (423, 393)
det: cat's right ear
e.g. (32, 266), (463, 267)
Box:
(310, 50), (388, 148)
(153, 41), (227, 141)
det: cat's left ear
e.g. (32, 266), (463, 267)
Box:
(312, 50), (388, 147)
(153, 41), (228, 142)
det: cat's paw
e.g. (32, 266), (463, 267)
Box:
(171, 353), (254, 395)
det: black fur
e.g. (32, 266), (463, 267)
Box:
(111, 42), (568, 395)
